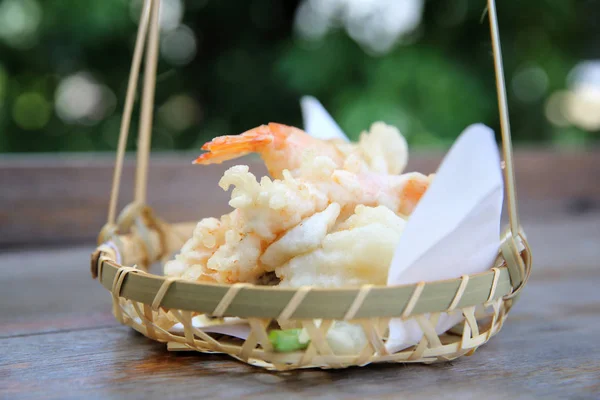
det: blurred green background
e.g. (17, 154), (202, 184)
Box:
(0, 0), (598, 153)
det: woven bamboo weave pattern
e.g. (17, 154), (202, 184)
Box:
(91, 0), (532, 371)
(91, 214), (530, 370)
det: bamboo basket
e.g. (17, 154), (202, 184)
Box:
(91, 0), (532, 371)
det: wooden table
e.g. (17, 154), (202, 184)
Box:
(1, 152), (599, 399)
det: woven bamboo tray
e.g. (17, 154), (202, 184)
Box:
(91, 0), (532, 371)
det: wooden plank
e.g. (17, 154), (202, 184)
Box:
(1, 262), (599, 399)
(1, 213), (599, 398)
(1, 149), (600, 247)
(0, 247), (117, 338)
(0, 153), (267, 248)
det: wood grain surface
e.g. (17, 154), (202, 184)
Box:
(1, 151), (599, 399)
(1, 149), (599, 247)
(1, 210), (599, 399)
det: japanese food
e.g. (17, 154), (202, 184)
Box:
(165, 122), (431, 285)
(162, 121), (433, 354)
(194, 121), (409, 178)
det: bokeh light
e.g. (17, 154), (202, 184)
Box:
(12, 92), (50, 130)
(130, 0), (183, 32)
(568, 60), (600, 89)
(294, 0), (423, 54)
(159, 94), (201, 132)
(564, 86), (600, 132)
(567, 60), (600, 132)
(544, 91), (570, 128)
(0, 1), (598, 152)
(511, 65), (548, 104)
(54, 72), (116, 125)
(161, 25), (197, 66)
(159, 0), (184, 32)
(545, 60), (600, 132)
(130, 0), (195, 65)
(0, 0), (41, 49)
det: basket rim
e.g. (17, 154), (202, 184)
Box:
(92, 229), (530, 319)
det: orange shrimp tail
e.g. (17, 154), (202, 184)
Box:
(399, 177), (430, 215)
(193, 125), (275, 165)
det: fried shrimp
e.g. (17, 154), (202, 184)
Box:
(164, 166), (330, 284)
(194, 122), (409, 178)
(194, 123), (344, 179)
(165, 152), (431, 284)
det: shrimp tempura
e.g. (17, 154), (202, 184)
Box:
(194, 122), (408, 178)
(164, 166), (330, 284)
(165, 153), (431, 284)
(275, 205), (407, 287)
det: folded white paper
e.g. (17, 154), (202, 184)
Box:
(386, 123), (503, 352)
(300, 99), (504, 351)
(170, 316), (251, 339)
(300, 96), (349, 142)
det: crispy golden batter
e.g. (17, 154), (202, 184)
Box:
(165, 122), (431, 286)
